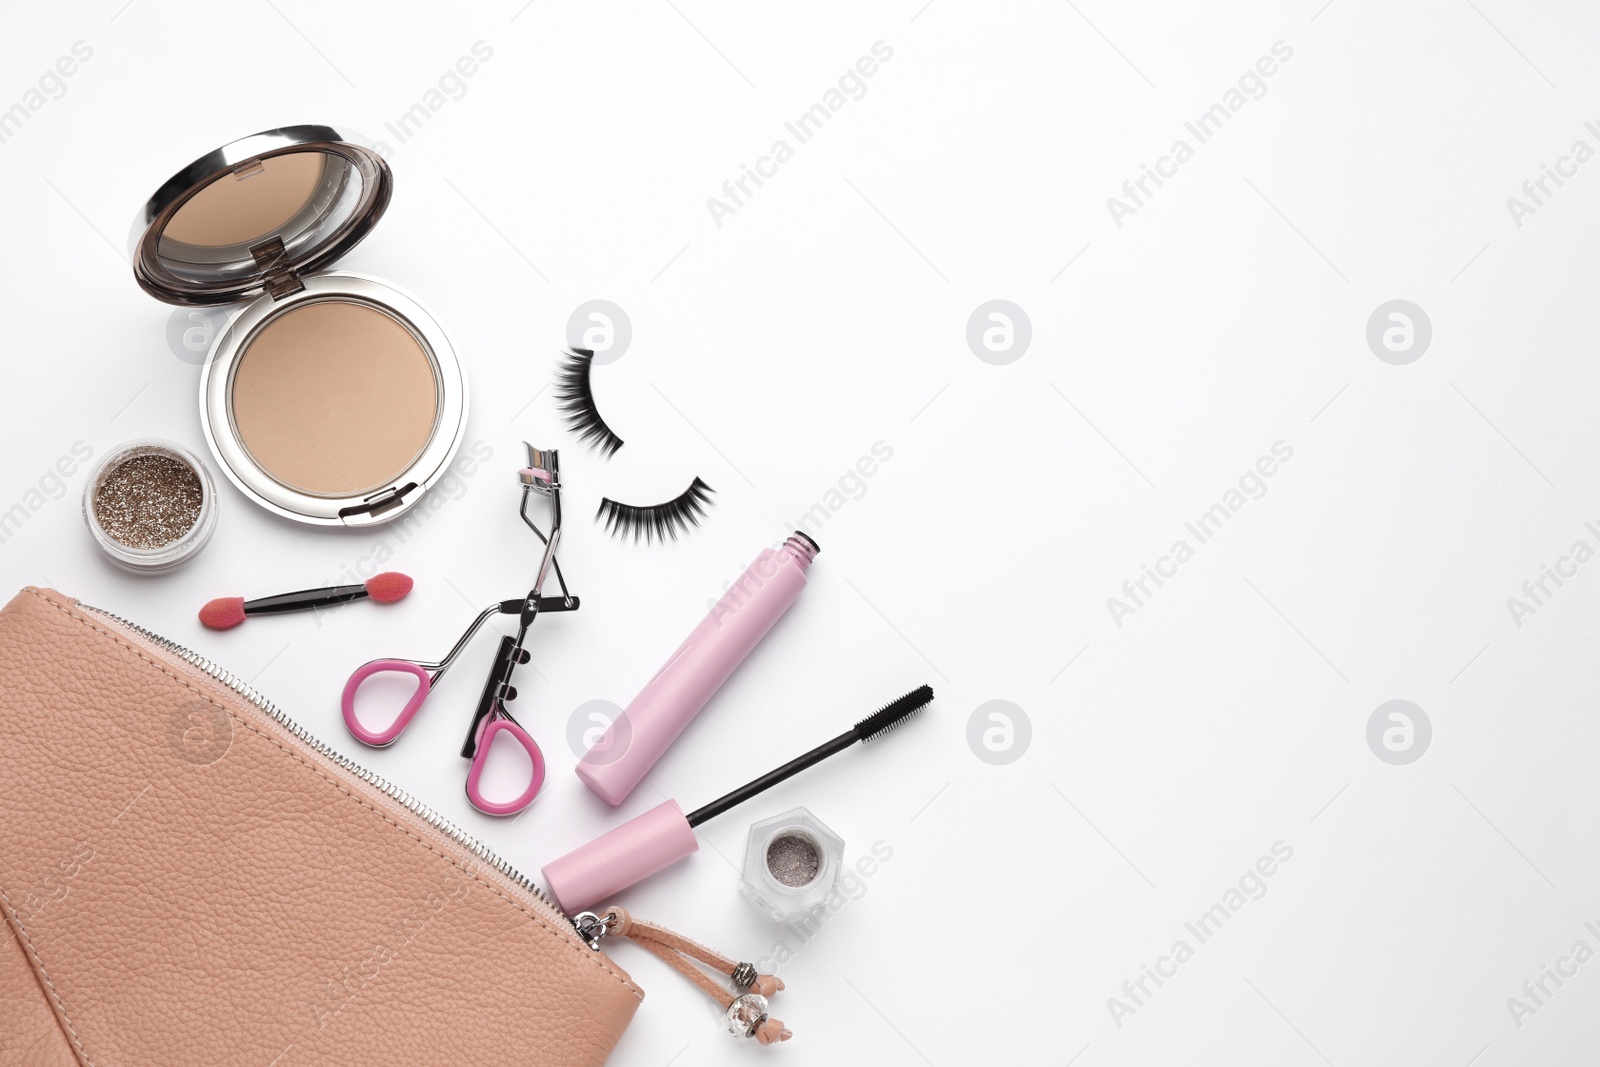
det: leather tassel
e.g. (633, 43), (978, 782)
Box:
(595, 906), (791, 1044)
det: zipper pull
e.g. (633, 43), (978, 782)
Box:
(577, 906), (792, 1045)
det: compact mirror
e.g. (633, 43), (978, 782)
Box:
(161, 150), (330, 250)
(132, 127), (390, 306)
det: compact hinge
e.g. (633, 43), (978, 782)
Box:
(249, 236), (305, 300)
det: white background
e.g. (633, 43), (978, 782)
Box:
(2, 1), (1599, 1063)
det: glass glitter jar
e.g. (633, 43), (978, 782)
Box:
(739, 807), (844, 925)
(83, 439), (218, 573)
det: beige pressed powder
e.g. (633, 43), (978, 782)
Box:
(161, 151), (326, 248)
(231, 300), (439, 497)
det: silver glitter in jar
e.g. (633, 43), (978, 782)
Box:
(739, 808), (844, 924)
(766, 833), (822, 887)
(94, 454), (202, 549)
(84, 439), (217, 573)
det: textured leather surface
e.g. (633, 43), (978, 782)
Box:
(0, 923), (76, 1067)
(0, 588), (641, 1066)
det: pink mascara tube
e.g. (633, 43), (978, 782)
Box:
(576, 532), (819, 805)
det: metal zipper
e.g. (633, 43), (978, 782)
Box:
(77, 601), (591, 947)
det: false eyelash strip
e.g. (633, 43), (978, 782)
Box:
(554, 348), (625, 458)
(596, 478), (716, 543)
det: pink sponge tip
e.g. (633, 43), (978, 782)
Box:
(365, 572), (414, 604)
(199, 597), (247, 630)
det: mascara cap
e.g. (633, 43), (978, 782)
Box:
(542, 800), (699, 913)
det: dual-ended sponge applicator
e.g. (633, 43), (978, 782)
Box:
(199, 573), (413, 630)
(543, 684), (933, 913)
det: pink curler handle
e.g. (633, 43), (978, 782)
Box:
(465, 717), (546, 816)
(342, 660), (432, 747)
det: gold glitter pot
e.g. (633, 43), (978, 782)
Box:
(83, 440), (217, 572)
(739, 807), (845, 925)
(128, 125), (467, 528)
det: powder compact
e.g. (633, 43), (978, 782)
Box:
(130, 125), (466, 527)
(83, 439), (218, 572)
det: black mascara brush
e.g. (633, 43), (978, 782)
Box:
(542, 684), (934, 911)
(685, 683), (932, 825)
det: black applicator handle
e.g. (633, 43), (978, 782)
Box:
(243, 584), (369, 615)
(683, 683), (933, 828)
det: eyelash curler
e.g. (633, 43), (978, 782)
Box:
(340, 443), (579, 816)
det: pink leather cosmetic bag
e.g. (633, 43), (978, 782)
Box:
(0, 588), (642, 1066)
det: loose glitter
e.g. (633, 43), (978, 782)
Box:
(766, 833), (822, 888)
(93, 452), (203, 549)
(740, 808), (844, 922)
(84, 439), (217, 573)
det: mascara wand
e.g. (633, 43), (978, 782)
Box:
(685, 684), (932, 826)
(543, 684), (933, 912)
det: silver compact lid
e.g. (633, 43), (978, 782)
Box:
(131, 125), (391, 306)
